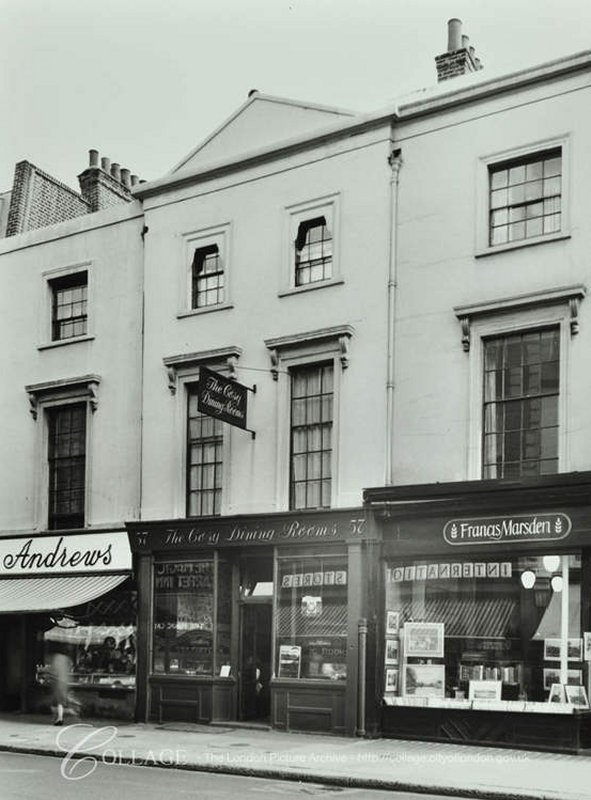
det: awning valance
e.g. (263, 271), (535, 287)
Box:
(0, 574), (128, 613)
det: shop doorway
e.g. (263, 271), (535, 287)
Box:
(238, 555), (273, 722)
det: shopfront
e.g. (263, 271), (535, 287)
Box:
(127, 508), (378, 735)
(365, 472), (591, 752)
(0, 530), (136, 718)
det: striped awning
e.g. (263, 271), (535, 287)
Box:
(401, 597), (517, 638)
(0, 574), (128, 613)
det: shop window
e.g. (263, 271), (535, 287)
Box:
(483, 327), (559, 479)
(289, 363), (333, 510)
(276, 555), (347, 680)
(187, 389), (223, 517)
(47, 404), (87, 530)
(37, 579), (137, 689)
(153, 559), (232, 676)
(383, 554), (585, 710)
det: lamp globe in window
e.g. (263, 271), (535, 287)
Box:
(543, 555), (560, 573)
(520, 570), (536, 589)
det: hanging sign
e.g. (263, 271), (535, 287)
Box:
(443, 512), (571, 546)
(197, 366), (252, 432)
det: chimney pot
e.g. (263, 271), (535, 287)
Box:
(89, 149), (99, 168)
(111, 163), (121, 182)
(461, 34), (470, 49)
(101, 156), (111, 173)
(130, 175), (139, 187)
(447, 18), (462, 51)
(121, 168), (131, 189)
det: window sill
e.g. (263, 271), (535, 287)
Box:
(177, 303), (234, 319)
(278, 278), (344, 298)
(475, 232), (571, 258)
(38, 335), (95, 351)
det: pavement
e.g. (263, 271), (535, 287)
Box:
(0, 713), (590, 800)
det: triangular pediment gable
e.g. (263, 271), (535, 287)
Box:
(171, 93), (357, 173)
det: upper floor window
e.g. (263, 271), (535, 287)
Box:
(290, 363), (333, 510)
(482, 328), (559, 479)
(489, 149), (561, 247)
(47, 403), (87, 529)
(51, 271), (88, 341)
(187, 387), (223, 517)
(295, 216), (333, 286)
(192, 244), (224, 309)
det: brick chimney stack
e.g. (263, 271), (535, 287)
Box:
(435, 18), (483, 82)
(78, 149), (140, 212)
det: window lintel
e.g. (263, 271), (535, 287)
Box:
(265, 324), (354, 380)
(25, 374), (101, 420)
(454, 285), (586, 352)
(163, 346), (242, 394)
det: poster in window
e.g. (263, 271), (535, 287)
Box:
(584, 632), (591, 661)
(384, 638), (399, 665)
(278, 645), (301, 678)
(468, 680), (502, 701)
(565, 685), (589, 708)
(385, 611), (400, 635)
(403, 622), (444, 658)
(384, 668), (398, 693)
(548, 683), (566, 703)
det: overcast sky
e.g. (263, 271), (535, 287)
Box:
(2, 0), (591, 192)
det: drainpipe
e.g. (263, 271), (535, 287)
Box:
(385, 148), (402, 485)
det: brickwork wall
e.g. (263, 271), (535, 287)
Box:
(435, 49), (481, 82)
(5, 161), (89, 237)
(78, 169), (132, 212)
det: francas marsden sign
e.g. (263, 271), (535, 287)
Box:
(443, 512), (572, 546)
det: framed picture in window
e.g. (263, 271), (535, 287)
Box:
(278, 645), (301, 678)
(543, 668), (582, 690)
(384, 638), (399, 665)
(385, 611), (400, 635)
(565, 685), (589, 708)
(543, 639), (561, 661)
(584, 632), (591, 661)
(403, 664), (445, 698)
(384, 668), (399, 693)
(568, 638), (583, 661)
(548, 683), (566, 703)
(468, 680), (502, 701)
(403, 622), (444, 658)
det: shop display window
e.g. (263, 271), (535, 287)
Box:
(276, 555), (347, 680)
(383, 554), (587, 711)
(153, 558), (231, 676)
(38, 579), (137, 688)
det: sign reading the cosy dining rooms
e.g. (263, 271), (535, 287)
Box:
(443, 512), (571, 546)
(0, 533), (132, 576)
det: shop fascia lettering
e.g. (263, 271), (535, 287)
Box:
(162, 519), (340, 547)
(443, 512), (571, 546)
(0, 532), (131, 576)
